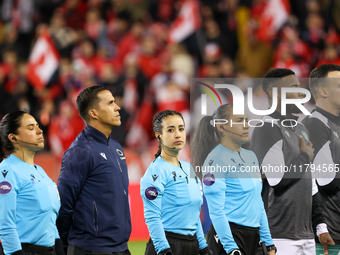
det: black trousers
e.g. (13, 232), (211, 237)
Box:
(0, 243), (57, 255)
(145, 231), (199, 255)
(67, 245), (130, 255)
(207, 223), (260, 255)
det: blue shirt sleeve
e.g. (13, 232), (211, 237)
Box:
(259, 201), (274, 246)
(140, 165), (170, 253)
(0, 168), (22, 255)
(196, 217), (208, 250)
(250, 151), (274, 246)
(57, 146), (91, 238)
(202, 158), (239, 254)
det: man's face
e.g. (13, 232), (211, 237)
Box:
(94, 90), (121, 127)
(275, 75), (305, 114)
(325, 71), (340, 111)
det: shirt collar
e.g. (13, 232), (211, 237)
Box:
(84, 124), (110, 143)
(315, 106), (340, 125)
(269, 111), (299, 121)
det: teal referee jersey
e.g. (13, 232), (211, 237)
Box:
(0, 154), (60, 255)
(202, 145), (273, 254)
(140, 156), (207, 253)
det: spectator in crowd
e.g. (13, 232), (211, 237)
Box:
(48, 99), (85, 161)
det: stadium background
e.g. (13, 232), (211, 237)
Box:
(0, 0), (340, 253)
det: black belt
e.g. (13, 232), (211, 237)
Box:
(165, 231), (197, 241)
(229, 222), (260, 231)
(21, 243), (55, 254)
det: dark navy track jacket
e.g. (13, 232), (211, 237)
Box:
(57, 125), (131, 252)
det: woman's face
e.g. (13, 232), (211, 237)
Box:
(158, 115), (186, 151)
(222, 113), (249, 145)
(13, 114), (44, 151)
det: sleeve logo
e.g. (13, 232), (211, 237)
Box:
(0, 181), (12, 194)
(145, 186), (158, 200)
(1, 170), (8, 178)
(203, 173), (215, 186)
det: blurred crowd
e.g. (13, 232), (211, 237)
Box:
(0, 0), (339, 175)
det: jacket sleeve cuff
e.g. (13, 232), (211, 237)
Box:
(316, 223), (328, 236)
(12, 250), (25, 255)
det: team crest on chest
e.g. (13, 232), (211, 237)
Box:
(301, 131), (309, 141)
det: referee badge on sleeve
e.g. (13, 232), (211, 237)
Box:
(0, 181), (12, 194)
(203, 173), (215, 186)
(145, 186), (158, 200)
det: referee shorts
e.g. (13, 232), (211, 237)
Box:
(145, 231), (199, 255)
(207, 223), (260, 255)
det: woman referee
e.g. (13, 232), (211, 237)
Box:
(0, 111), (64, 255)
(191, 104), (276, 255)
(140, 110), (212, 255)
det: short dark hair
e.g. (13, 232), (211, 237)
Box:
(76, 85), (109, 122)
(262, 68), (295, 96)
(0, 111), (26, 161)
(309, 64), (340, 99)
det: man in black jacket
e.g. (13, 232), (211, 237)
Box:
(57, 85), (131, 254)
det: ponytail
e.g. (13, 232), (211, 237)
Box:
(191, 104), (233, 178)
(154, 143), (162, 159)
(191, 116), (219, 177)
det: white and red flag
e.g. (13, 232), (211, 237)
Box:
(168, 0), (201, 43)
(256, 0), (291, 42)
(26, 31), (60, 91)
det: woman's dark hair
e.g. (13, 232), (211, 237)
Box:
(153, 110), (184, 159)
(0, 111), (26, 161)
(191, 104), (233, 177)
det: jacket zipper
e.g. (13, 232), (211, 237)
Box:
(93, 201), (98, 236)
(108, 140), (128, 237)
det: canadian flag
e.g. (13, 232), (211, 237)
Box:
(168, 0), (201, 43)
(26, 31), (60, 91)
(256, 0), (290, 42)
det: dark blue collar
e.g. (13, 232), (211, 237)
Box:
(84, 125), (110, 144)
